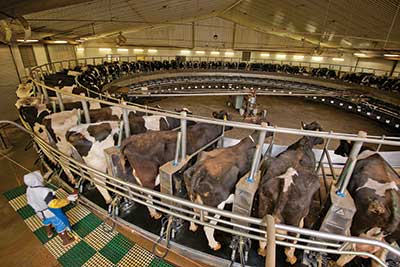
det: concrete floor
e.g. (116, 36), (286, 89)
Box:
(149, 95), (399, 150)
(0, 126), (60, 267)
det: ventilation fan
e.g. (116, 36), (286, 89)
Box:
(0, 16), (31, 44)
(115, 32), (127, 45)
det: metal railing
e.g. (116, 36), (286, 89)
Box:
(23, 58), (400, 266)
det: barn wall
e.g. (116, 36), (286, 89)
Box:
(32, 44), (48, 66)
(47, 44), (76, 63)
(0, 45), (21, 121)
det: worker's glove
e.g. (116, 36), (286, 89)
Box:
(67, 194), (78, 202)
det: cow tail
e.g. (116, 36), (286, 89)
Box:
(387, 190), (400, 234)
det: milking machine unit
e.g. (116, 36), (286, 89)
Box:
(303, 132), (366, 266)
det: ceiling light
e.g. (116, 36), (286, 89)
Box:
(53, 40), (68, 44)
(76, 48), (84, 52)
(17, 39), (38, 43)
(211, 51), (220, 55)
(148, 49), (158, 53)
(293, 55), (304, 60)
(332, 57), (344, 61)
(384, 54), (399, 57)
(117, 48), (128, 52)
(134, 48), (144, 52)
(354, 53), (366, 57)
(276, 54), (286, 59)
(225, 51), (234, 56)
(312, 56), (323, 61)
(261, 53), (270, 57)
(195, 51), (205, 54)
(181, 50), (191, 54)
(99, 48), (111, 52)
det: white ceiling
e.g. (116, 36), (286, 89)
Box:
(2, 0), (400, 52)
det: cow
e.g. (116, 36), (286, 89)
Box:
(66, 121), (121, 204)
(16, 97), (51, 129)
(183, 119), (272, 251)
(257, 121), (324, 264)
(334, 140), (400, 267)
(120, 110), (232, 219)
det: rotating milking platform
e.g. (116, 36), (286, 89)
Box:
(16, 58), (400, 267)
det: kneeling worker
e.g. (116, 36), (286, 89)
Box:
(24, 170), (78, 246)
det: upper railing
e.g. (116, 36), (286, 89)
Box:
(31, 56), (400, 78)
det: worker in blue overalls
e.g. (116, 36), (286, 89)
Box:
(24, 170), (77, 246)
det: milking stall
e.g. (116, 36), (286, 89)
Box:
(2, 1), (400, 267)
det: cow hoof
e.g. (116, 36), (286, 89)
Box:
(211, 242), (221, 251)
(286, 256), (297, 265)
(189, 224), (198, 232)
(151, 212), (162, 220)
(257, 248), (266, 257)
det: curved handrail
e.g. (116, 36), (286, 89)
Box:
(5, 121), (394, 267)
(23, 58), (400, 266)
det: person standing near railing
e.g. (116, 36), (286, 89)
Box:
(24, 170), (77, 246)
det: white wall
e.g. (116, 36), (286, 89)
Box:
(33, 44), (48, 66)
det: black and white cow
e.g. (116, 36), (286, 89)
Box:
(334, 141), (400, 266)
(257, 121), (324, 264)
(66, 121), (120, 204)
(120, 110), (231, 219)
(184, 121), (272, 251)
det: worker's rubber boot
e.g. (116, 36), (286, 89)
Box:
(44, 225), (54, 238)
(59, 231), (75, 246)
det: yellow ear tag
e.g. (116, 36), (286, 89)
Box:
(223, 115), (227, 121)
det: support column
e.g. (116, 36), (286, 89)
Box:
(337, 131), (367, 196)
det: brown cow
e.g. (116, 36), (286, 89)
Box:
(334, 141), (400, 266)
(184, 119), (272, 251)
(257, 121), (324, 264)
(120, 110), (231, 219)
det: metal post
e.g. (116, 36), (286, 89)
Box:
(247, 122), (268, 183)
(337, 131), (367, 196)
(41, 85), (49, 103)
(55, 91), (65, 111)
(80, 93), (90, 123)
(174, 132), (182, 165)
(122, 102), (130, 138)
(376, 135), (385, 152)
(117, 121), (124, 147)
(265, 215), (276, 267)
(180, 111), (187, 161)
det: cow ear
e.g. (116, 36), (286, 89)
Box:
(212, 111), (217, 118)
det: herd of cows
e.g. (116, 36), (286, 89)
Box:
(16, 65), (400, 266)
(70, 60), (400, 96)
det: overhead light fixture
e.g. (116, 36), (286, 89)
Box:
(181, 50), (191, 54)
(332, 57), (345, 61)
(276, 54), (286, 59)
(117, 48), (128, 52)
(99, 48), (112, 52)
(312, 56), (323, 61)
(53, 40), (68, 44)
(134, 48), (144, 52)
(195, 51), (205, 54)
(17, 39), (39, 43)
(75, 39), (85, 42)
(293, 55), (304, 60)
(353, 53), (366, 57)
(211, 51), (220, 55)
(384, 54), (399, 57)
(76, 48), (84, 52)
(148, 49), (158, 53)
(261, 53), (270, 57)
(225, 51), (234, 56)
